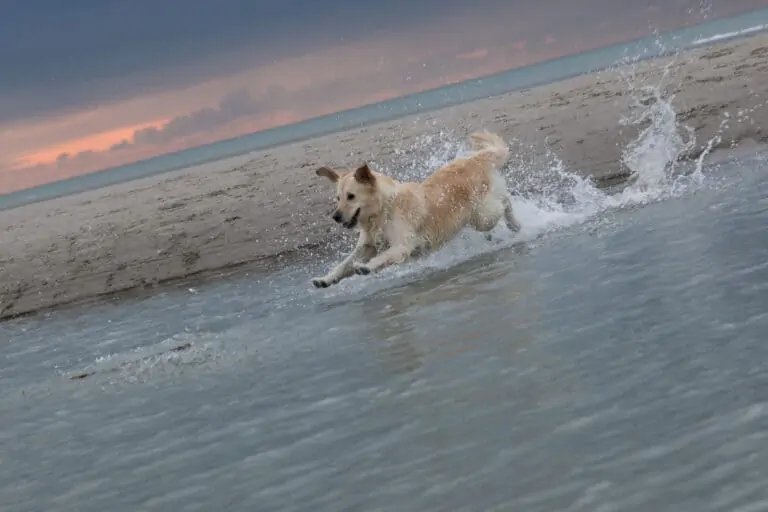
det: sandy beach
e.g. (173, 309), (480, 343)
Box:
(2, 33), (768, 320)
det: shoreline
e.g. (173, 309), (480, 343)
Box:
(2, 34), (768, 321)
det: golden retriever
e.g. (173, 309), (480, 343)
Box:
(311, 131), (520, 288)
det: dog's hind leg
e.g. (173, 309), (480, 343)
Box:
(470, 198), (505, 241)
(502, 194), (521, 233)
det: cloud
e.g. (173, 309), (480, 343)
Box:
(112, 87), (285, 150)
(110, 140), (132, 151)
(54, 149), (98, 167)
(0, 0), (511, 124)
(4, 0), (756, 127)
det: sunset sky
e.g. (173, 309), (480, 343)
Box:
(1, 0), (766, 192)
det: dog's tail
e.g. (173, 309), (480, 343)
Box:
(468, 131), (509, 167)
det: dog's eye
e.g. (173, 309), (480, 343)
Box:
(347, 193), (355, 200)
(335, 196), (340, 202)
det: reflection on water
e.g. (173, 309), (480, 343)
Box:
(359, 242), (536, 376)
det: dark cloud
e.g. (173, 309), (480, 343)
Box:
(50, 81), (330, 164)
(52, 76), (369, 163)
(54, 150), (97, 168)
(0, 0), (504, 123)
(3, 0), (762, 126)
(65, 87), (281, 158)
(132, 88), (274, 146)
(110, 140), (132, 152)
(49, 84), (294, 166)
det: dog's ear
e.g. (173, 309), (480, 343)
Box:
(354, 163), (375, 185)
(315, 166), (339, 183)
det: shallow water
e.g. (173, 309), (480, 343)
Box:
(2, 148), (768, 510)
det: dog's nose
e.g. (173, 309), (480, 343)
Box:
(332, 211), (342, 223)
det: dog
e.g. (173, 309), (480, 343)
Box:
(311, 130), (520, 288)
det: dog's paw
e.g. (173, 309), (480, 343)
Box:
(311, 277), (331, 288)
(353, 262), (372, 275)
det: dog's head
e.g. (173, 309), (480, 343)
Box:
(315, 163), (379, 229)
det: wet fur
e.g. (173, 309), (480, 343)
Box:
(311, 131), (520, 288)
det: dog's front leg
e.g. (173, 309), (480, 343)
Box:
(353, 244), (411, 275)
(312, 235), (376, 288)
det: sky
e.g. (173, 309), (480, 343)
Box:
(1, 0), (766, 192)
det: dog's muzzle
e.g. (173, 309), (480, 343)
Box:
(333, 208), (360, 229)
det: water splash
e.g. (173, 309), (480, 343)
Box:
(63, 329), (259, 385)
(314, 31), (752, 297)
(622, 88), (695, 188)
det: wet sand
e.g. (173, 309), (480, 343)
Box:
(2, 34), (768, 320)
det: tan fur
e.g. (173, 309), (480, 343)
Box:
(311, 131), (520, 288)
